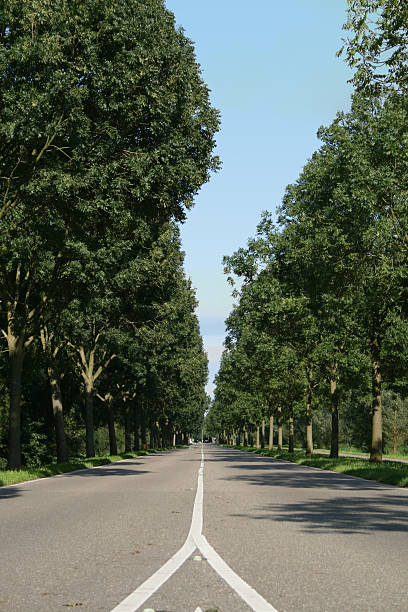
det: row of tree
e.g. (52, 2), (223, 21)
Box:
(0, 0), (220, 468)
(207, 0), (408, 463)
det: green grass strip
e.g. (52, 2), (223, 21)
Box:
(227, 446), (408, 488)
(0, 447), (184, 487)
(315, 446), (408, 461)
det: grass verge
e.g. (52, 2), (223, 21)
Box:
(227, 446), (408, 488)
(315, 446), (408, 461)
(0, 446), (184, 487)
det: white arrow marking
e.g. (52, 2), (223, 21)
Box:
(111, 447), (278, 612)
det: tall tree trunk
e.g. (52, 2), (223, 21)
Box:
(393, 410), (397, 455)
(244, 426), (248, 446)
(106, 394), (117, 456)
(172, 430), (176, 446)
(85, 383), (95, 458)
(256, 426), (260, 448)
(7, 337), (25, 469)
(161, 422), (167, 448)
(150, 424), (159, 448)
(268, 415), (274, 451)
(48, 368), (69, 463)
(125, 403), (132, 452)
(288, 408), (294, 453)
(141, 422), (147, 450)
(329, 363), (339, 458)
(133, 405), (140, 452)
(370, 337), (382, 463)
(261, 417), (265, 448)
(306, 385), (313, 456)
(277, 405), (283, 450)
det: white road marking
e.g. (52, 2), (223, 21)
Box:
(111, 447), (278, 612)
(197, 533), (276, 611)
(194, 450), (277, 612)
(110, 454), (203, 612)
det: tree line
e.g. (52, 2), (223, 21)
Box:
(0, 0), (220, 469)
(207, 0), (408, 463)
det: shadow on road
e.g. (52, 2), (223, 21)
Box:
(205, 447), (408, 534)
(60, 462), (152, 478)
(232, 494), (408, 534)
(205, 448), (398, 492)
(0, 486), (23, 499)
(0, 463), (152, 495)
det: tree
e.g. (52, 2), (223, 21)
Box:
(275, 95), (407, 462)
(0, 0), (220, 467)
(0, 0), (220, 223)
(341, 0), (408, 94)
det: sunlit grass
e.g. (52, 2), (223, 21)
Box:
(229, 446), (408, 488)
(315, 445), (408, 461)
(0, 447), (182, 487)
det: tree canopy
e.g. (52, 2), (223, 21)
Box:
(0, 0), (219, 468)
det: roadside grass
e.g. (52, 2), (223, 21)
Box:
(315, 445), (408, 461)
(228, 446), (408, 488)
(0, 446), (184, 487)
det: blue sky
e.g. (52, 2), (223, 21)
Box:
(165, 1), (354, 395)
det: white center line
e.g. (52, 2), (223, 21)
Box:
(111, 447), (278, 612)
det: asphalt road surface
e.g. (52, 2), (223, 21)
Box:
(1, 445), (408, 611)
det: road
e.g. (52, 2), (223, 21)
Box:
(1, 445), (408, 611)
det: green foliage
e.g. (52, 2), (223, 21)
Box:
(341, 0), (408, 94)
(0, 0), (218, 467)
(0, 0), (220, 223)
(212, 91), (408, 462)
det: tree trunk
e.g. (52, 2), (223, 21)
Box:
(125, 402), (132, 452)
(172, 431), (176, 446)
(268, 415), (274, 451)
(370, 337), (382, 463)
(141, 423), (147, 450)
(244, 426), (248, 446)
(256, 426), (260, 448)
(48, 368), (69, 463)
(261, 417), (265, 448)
(85, 382), (95, 458)
(288, 408), (294, 453)
(393, 410), (397, 455)
(7, 337), (25, 469)
(277, 405), (283, 450)
(306, 385), (313, 456)
(133, 405), (140, 452)
(329, 364), (339, 458)
(107, 394), (117, 456)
